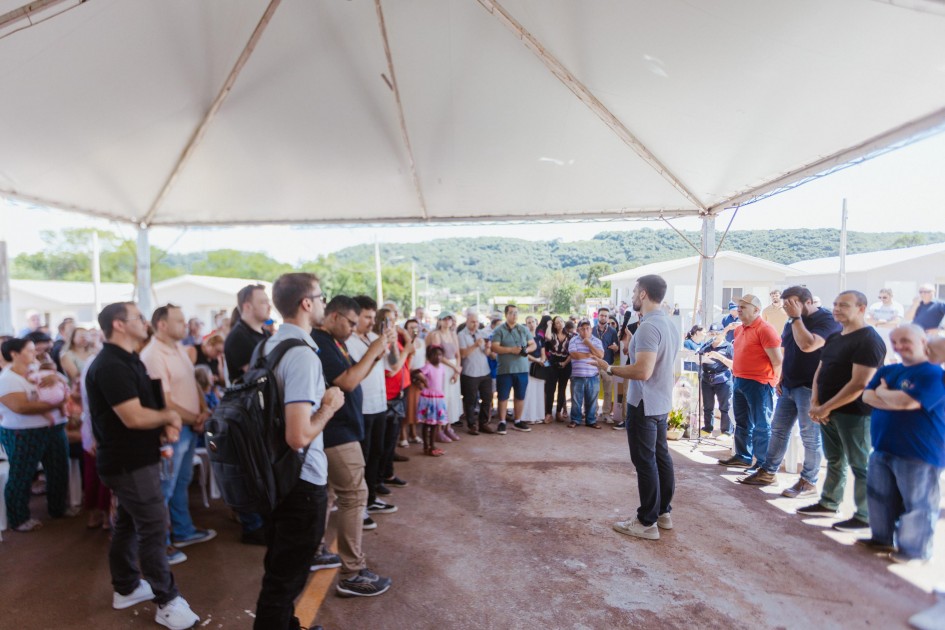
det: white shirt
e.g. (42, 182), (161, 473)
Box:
(0, 368), (62, 430)
(346, 332), (388, 415)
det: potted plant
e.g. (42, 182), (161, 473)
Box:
(667, 408), (687, 440)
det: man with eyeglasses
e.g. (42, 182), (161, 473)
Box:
(867, 288), (904, 362)
(905, 284), (945, 334)
(311, 296), (397, 597)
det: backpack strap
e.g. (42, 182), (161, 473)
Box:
(263, 338), (316, 370)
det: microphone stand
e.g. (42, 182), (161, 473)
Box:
(690, 344), (725, 451)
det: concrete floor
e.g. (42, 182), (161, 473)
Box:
(1, 423), (942, 630)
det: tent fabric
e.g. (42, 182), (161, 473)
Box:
(1, 0), (944, 227)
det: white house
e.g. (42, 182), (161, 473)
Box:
(790, 242), (945, 306)
(602, 251), (802, 326)
(8, 275), (272, 333)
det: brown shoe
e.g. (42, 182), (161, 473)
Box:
(781, 478), (817, 498)
(738, 469), (776, 485)
(467, 425), (480, 435)
(478, 423), (495, 434)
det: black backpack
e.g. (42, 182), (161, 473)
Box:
(204, 338), (313, 515)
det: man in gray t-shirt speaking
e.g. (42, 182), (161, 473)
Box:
(597, 274), (679, 542)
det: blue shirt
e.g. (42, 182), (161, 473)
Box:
(781, 307), (841, 389)
(722, 314), (738, 342)
(867, 362), (945, 468)
(913, 300), (945, 330)
(592, 324), (619, 363)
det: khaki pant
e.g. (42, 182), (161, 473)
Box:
(326, 441), (369, 577)
(598, 367), (614, 419)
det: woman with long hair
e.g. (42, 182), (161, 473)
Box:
(544, 316), (572, 422)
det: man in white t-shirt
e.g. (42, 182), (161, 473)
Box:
(867, 288), (904, 361)
(349, 296), (398, 522)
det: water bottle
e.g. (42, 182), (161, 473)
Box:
(160, 444), (174, 481)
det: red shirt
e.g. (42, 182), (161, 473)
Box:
(732, 317), (781, 386)
(385, 340), (409, 400)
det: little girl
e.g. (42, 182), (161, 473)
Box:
(412, 345), (448, 457)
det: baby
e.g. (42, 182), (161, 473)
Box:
(28, 359), (69, 425)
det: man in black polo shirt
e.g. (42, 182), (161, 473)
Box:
(224, 283), (271, 384)
(223, 283), (271, 544)
(312, 296), (396, 597)
(86, 302), (199, 629)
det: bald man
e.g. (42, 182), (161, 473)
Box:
(860, 325), (945, 564)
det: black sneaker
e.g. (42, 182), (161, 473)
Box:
(612, 421), (626, 430)
(796, 502), (837, 516)
(375, 484), (392, 496)
(366, 501), (397, 515)
(717, 456), (752, 468)
(384, 476), (408, 488)
(512, 421), (532, 432)
(497, 421), (508, 435)
(336, 569), (392, 597)
(832, 517), (869, 532)
(363, 517), (377, 530)
(310, 548), (342, 572)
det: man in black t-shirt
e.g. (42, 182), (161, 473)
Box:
(223, 284), (271, 384)
(312, 296), (396, 598)
(222, 284), (271, 544)
(86, 302), (199, 628)
(800, 290), (886, 532)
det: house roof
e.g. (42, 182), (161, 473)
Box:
(789, 241), (945, 274)
(601, 251), (801, 283)
(153, 275), (272, 296)
(10, 279), (135, 306)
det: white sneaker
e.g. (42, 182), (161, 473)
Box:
(657, 513), (673, 530)
(112, 579), (154, 610)
(155, 595), (199, 630)
(613, 518), (660, 540)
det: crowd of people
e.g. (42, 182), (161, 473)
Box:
(0, 275), (943, 629)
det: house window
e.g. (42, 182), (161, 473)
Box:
(722, 287), (744, 307)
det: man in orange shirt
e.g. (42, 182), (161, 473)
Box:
(718, 295), (783, 471)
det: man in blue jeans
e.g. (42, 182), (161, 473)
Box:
(739, 286), (839, 497)
(598, 274), (679, 541)
(861, 325), (945, 564)
(568, 319), (604, 428)
(718, 294), (783, 472)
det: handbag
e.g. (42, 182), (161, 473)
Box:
(529, 362), (553, 380)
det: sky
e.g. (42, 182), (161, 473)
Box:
(1, 130), (943, 264)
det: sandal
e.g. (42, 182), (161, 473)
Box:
(543, 414), (553, 424)
(567, 422), (577, 428)
(588, 423), (602, 430)
(425, 448), (445, 457)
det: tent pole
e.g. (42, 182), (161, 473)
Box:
(136, 226), (153, 317)
(374, 237), (383, 306)
(0, 239), (12, 335)
(92, 231), (102, 319)
(839, 199), (848, 292)
(701, 217), (716, 328)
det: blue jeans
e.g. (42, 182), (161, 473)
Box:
(627, 402), (674, 526)
(763, 385), (820, 482)
(161, 425), (197, 541)
(732, 378), (774, 467)
(570, 376), (599, 426)
(867, 450), (943, 560)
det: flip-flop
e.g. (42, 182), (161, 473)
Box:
(567, 422), (577, 428)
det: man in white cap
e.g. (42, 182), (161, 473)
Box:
(718, 294), (782, 472)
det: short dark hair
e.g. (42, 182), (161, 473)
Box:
(325, 295), (361, 318)
(1, 337), (30, 362)
(354, 295), (378, 312)
(272, 273), (319, 319)
(598, 307), (610, 314)
(150, 304), (180, 330)
(98, 302), (133, 339)
(504, 304), (517, 315)
(839, 290), (869, 308)
(237, 284), (266, 310)
(636, 274), (667, 304)
(405, 318), (419, 328)
(426, 344), (444, 362)
(780, 285), (813, 304)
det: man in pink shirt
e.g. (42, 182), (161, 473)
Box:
(141, 304), (214, 565)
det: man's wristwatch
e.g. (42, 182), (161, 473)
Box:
(606, 365), (613, 376)
(786, 317), (797, 324)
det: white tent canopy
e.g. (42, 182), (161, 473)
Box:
(1, 0), (945, 228)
